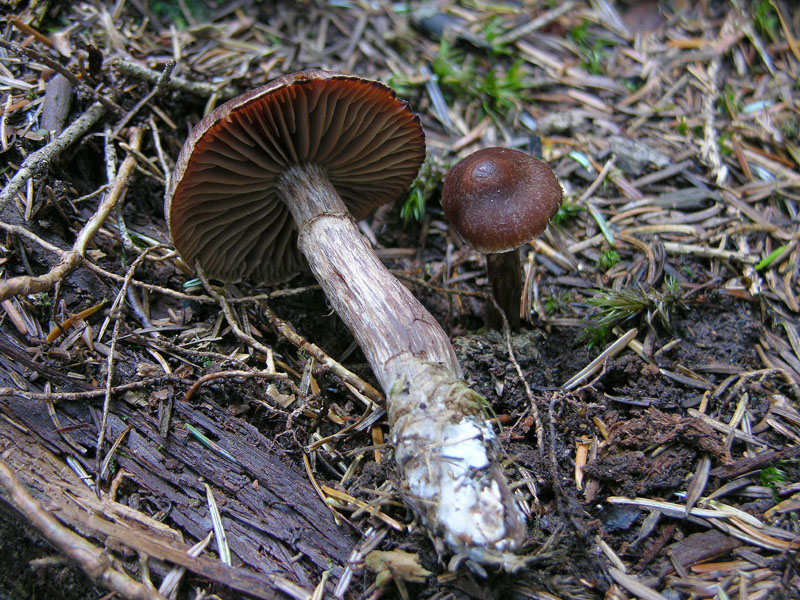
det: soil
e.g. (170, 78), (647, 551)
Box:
(0, 503), (105, 600)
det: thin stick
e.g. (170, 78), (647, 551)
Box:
(148, 117), (172, 189)
(196, 269), (383, 404)
(196, 268), (276, 358)
(114, 58), (238, 99)
(494, 1), (575, 45)
(182, 369), (296, 403)
(0, 127), (143, 301)
(111, 60), (176, 138)
(0, 40), (122, 114)
(95, 244), (154, 490)
(260, 300), (384, 404)
(662, 242), (758, 264)
(393, 272), (487, 299)
(0, 375), (190, 402)
(0, 102), (107, 212)
(0, 459), (168, 600)
(490, 294), (544, 456)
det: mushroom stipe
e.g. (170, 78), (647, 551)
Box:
(167, 70), (526, 566)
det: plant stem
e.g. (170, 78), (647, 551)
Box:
(279, 165), (525, 559)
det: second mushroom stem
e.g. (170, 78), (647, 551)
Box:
(278, 164), (525, 558)
(486, 251), (522, 331)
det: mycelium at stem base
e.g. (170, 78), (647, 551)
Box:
(278, 164), (525, 562)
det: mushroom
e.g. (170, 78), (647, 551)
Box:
(167, 71), (524, 562)
(441, 147), (562, 330)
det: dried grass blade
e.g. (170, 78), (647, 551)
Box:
(205, 483), (231, 566)
(608, 567), (666, 600)
(607, 496), (762, 527)
(562, 328), (638, 390)
(320, 484), (404, 532)
(687, 409), (773, 448)
(158, 531), (214, 597)
(684, 454), (711, 517)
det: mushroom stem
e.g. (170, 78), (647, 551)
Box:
(486, 251), (522, 331)
(279, 164), (525, 560)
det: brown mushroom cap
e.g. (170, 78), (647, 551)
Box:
(166, 69), (425, 282)
(441, 147), (562, 253)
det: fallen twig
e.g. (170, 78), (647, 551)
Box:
(183, 369), (295, 403)
(0, 458), (168, 600)
(111, 60), (176, 138)
(0, 127), (143, 301)
(114, 58), (238, 99)
(0, 40), (123, 114)
(0, 101), (107, 213)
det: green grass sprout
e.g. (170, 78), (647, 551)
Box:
(587, 203), (615, 247)
(755, 243), (792, 271)
(754, 0), (779, 42)
(402, 157), (447, 225)
(552, 200), (584, 228)
(543, 290), (571, 315)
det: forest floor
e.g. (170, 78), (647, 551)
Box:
(0, 1), (799, 599)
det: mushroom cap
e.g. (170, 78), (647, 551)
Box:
(441, 147), (562, 254)
(166, 69), (425, 282)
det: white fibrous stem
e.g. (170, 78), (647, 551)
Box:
(279, 165), (525, 561)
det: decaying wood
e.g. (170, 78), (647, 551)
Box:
(0, 457), (168, 600)
(0, 387), (352, 595)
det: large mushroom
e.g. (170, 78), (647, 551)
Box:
(166, 70), (524, 562)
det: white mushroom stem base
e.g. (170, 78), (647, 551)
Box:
(279, 165), (525, 561)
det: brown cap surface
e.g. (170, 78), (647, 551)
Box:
(441, 147), (562, 253)
(166, 70), (425, 282)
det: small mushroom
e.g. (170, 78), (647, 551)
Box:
(167, 71), (524, 561)
(441, 147), (562, 330)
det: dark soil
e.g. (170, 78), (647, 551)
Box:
(0, 504), (104, 599)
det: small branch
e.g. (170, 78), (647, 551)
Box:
(0, 250), (83, 303)
(494, 1), (575, 45)
(113, 58), (238, 99)
(183, 369), (295, 403)
(0, 374), (191, 402)
(260, 301), (384, 404)
(0, 127), (143, 301)
(148, 117), (172, 190)
(393, 271), (486, 299)
(112, 60), (176, 138)
(0, 101), (107, 212)
(0, 39), (123, 114)
(196, 268), (384, 404)
(491, 293), (544, 456)
(196, 268), (277, 359)
(95, 245), (155, 490)
(0, 459), (168, 600)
